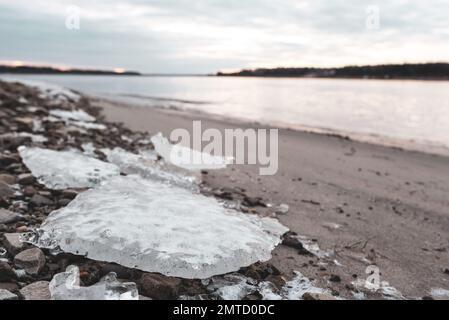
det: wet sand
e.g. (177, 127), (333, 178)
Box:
(95, 97), (449, 299)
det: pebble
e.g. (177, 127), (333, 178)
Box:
(17, 173), (35, 185)
(0, 261), (17, 281)
(2, 233), (25, 254)
(30, 194), (53, 206)
(0, 174), (16, 185)
(14, 248), (46, 275)
(0, 208), (22, 224)
(302, 292), (337, 300)
(20, 281), (51, 300)
(138, 273), (181, 300)
(0, 181), (14, 198)
(0, 289), (18, 300)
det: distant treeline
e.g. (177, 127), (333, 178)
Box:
(0, 65), (141, 76)
(217, 63), (449, 80)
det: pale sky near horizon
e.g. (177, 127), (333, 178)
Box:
(0, 0), (448, 73)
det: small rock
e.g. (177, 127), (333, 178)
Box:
(62, 189), (80, 199)
(23, 186), (36, 197)
(58, 198), (72, 206)
(17, 173), (35, 185)
(2, 233), (25, 254)
(0, 181), (14, 198)
(443, 268), (449, 275)
(0, 208), (22, 224)
(0, 174), (16, 185)
(30, 194), (53, 206)
(0, 154), (17, 167)
(138, 273), (181, 300)
(0, 261), (16, 281)
(329, 274), (341, 283)
(0, 289), (18, 300)
(14, 248), (46, 275)
(302, 292), (337, 300)
(20, 281), (51, 300)
(0, 282), (18, 292)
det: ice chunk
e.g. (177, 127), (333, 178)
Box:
(151, 133), (232, 171)
(430, 288), (449, 300)
(18, 146), (120, 189)
(101, 147), (200, 191)
(0, 132), (48, 143)
(206, 274), (257, 300)
(50, 265), (138, 300)
(281, 271), (331, 300)
(28, 175), (288, 279)
(49, 109), (96, 122)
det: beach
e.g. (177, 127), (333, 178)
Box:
(96, 97), (449, 299)
(1, 79), (449, 300)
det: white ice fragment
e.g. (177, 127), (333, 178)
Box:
(18, 146), (120, 189)
(293, 235), (333, 259)
(101, 147), (200, 191)
(207, 274), (256, 300)
(0, 132), (48, 143)
(81, 142), (96, 156)
(151, 133), (232, 171)
(69, 120), (107, 130)
(281, 271), (330, 300)
(274, 204), (289, 214)
(430, 288), (449, 299)
(32, 119), (44, 133)
(50, 265), (138, 300)
(49, 109), (96, 122)
(258, 281), (283, 300)
(0, 247), (6, 257)
(31, 175), (288, 279)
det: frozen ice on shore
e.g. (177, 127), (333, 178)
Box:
(49, 109), (96, 122)
(151, 133), (232, 171)
(27, 175), (288, 279)
(50, 265), (138, 300)
(0, 132), (48, 143)
(281, 271), (331, 299)
(0, 78), (80, 103)
(101, 147), (200, 191)
(18, 146), (120, 189)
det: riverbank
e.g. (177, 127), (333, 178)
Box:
(95, 97), (449, 299)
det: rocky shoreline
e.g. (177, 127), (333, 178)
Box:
(0, 79), (421, 300)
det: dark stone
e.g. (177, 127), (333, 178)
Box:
(138, 273), (181, 300)
(30, 194), (53, 206)
(0, 174), (16, 185)
(282, 232), (312, 255)
(17, 173), (35, 185)
(0, 181), (14, 198)
(329, 274), (341, 283)
(0, 261), (16, 281)
(0, 208), (22, 224)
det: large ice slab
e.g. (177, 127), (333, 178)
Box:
(50, 265), (138, 300)
(18, 146), (120, 190)
(101, 147), (200, 191)
(27, 175), (288, 279)
(151, 133), (232, 171)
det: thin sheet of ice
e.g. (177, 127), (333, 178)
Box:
(28, 175), (288, 279)
(0, 132), (48, 143)
(18, 146), (120, 190)
(430, 288), (449, 299)
(49, 109), (96, 122)
(293, 235), (333, 259)
(151, 133), (232, 171)
(101, 147), (200, 191)
(50, 265), (138, 300)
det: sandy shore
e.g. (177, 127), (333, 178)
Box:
(95, 97), (449, 299)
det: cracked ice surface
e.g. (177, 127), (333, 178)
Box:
(101, 147), (200, 191)
(151, 133), (232, 171)
(31, 175), (288, 279)
(18, 146), (120, 190)
(50, 265), (138, 300)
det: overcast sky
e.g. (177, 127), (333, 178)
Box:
(0, 0), (448, 73)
